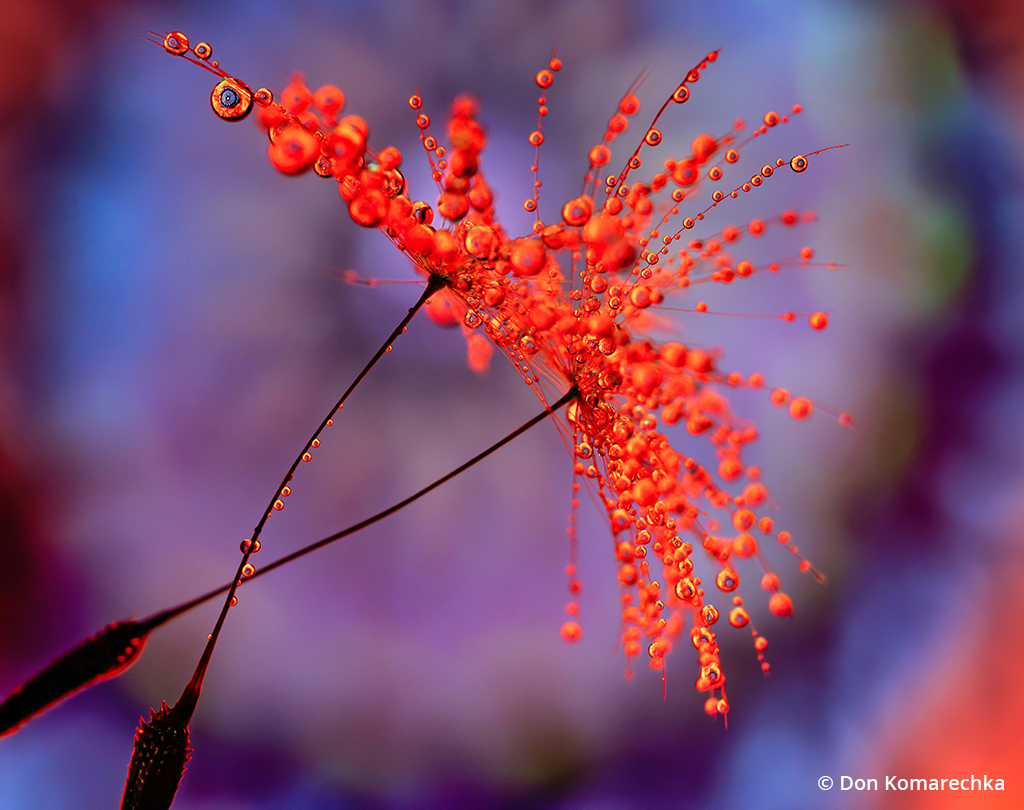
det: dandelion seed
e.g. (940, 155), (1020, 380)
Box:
(151, 32), (847, 724)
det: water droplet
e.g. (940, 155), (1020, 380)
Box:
(788, 397), (813, 420)
(716, 568), (739, 592)
(560, 621), (582, 642)
(729, 607), (749, 627)
(193, 42), (212, 60)
(163, 32), (188, 55)
(242, 563), (255, 578)
(790, 154), (808, 173)
(769, 592), (793, 617)
(211, 78), (253, 122)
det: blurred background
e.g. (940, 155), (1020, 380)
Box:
(1, 0), (1022, 807)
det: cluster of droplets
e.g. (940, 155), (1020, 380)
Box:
(158, 32), (848, 717)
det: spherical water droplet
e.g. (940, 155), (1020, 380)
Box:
(769, 592), (793, 616)
(242, 563), (255, 578)
(163, 32), (188, 55)
(211, 78), (253, 122)
(715, 568), (739, 592)
(560, 621), (582, 642)
(728, 607), (749, 627)
(194, 42), (212, 60)
(790, 154), (808, 173)
(619, 94), (640, 116)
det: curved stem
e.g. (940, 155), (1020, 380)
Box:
(175, 275), (445, 716)
(139, 386), (578, 636)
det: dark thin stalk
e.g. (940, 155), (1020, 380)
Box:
(251, 273), (446, 552)
(160, 385), (579, 622)
(119, 277), (446, 806)
(180, 273), (446, 715)
(0, 384), (575, 739)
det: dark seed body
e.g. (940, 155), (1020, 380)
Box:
(0, 621), (148, 737)
(120, 701), (191, 810)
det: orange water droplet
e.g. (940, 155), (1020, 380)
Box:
(788, 397), (813, 420)
(716, 568), (739, 592)
(729, 607), (749, 627)
(163, 31), (188, 55)
(769, 592), (793, 616)
(770, 388), (790, 407)
(560, 621), (582, 642)
(211, 78), (253, 122)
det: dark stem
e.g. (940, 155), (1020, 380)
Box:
(139, 386), (578, 637)
(174, 274), (445, 718)
(251, 273), (446, 548)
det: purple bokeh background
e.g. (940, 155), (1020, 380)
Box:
(1, 1), (1022, 807)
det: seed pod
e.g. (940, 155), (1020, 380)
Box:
(120, 701), (192, 810)
(0, 620), (148, 737)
